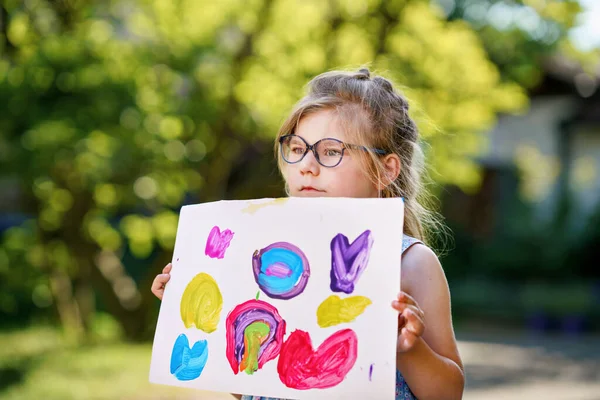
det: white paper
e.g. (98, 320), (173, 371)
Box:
(149, 197), (404, 400)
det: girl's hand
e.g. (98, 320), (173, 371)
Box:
(151, 263), (172, 300)
(392, 291), (425, 353)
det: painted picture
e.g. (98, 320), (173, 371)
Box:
(149, 197), (404, 400)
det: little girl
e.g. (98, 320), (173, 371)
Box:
(152, 68), (465, 400)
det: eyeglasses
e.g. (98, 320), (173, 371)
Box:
(278, 134), (387, 168)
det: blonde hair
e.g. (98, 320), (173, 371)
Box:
(274, 68), (443, 247)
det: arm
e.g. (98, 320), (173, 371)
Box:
(396, 244), (465, 400)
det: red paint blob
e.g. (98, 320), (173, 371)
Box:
(277, 329), (358, 389)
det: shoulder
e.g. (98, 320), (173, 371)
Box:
(400, 241), (447, 300)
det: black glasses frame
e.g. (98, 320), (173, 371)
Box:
(278, 134), (388, 168)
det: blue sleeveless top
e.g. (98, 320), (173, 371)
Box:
(241, 235), (422, 400)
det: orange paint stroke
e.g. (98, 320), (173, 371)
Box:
(242, 198), (289, 215)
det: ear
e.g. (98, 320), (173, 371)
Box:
(378, 153), (401, 190)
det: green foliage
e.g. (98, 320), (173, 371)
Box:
(0, 0), (586, 338)
(446, 0), (584, 88)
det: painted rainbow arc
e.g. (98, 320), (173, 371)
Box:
(225, 299), (286, 375)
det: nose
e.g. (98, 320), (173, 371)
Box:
(298, 148), (320, 176)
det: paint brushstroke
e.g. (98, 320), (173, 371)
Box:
(277, 329), (358, 389)
(253, 242), (310, 300)
(239, 321), (270, 375)
(369, 363), (374, 381)
(180, 272), (223, 333)
(205, 226), (235, 259)
(242, 198), (289, 214)
(170, 334), (209, 381)
(330, 230), (374, 294)
(226, 299), (286, 375)
(316, 295), (372, 328)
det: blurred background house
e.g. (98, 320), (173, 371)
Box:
(441, 52), (600, 335)
(465, 54), (600, 229)
(1, 0), (599, 399)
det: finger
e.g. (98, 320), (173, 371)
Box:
(392, 302), (425, 320)
(398, 327), (418, 350)
(403, 308), (425, 337)
(151, 283), (164, 300)
(151, 275), (170, 299)
(397, 291), (420, 309)
(397, 307), (424, 334)
(391, 300), (411, 313)
(406, 304), (425, 321)
(155, 273), (171, 285)
(403, 306), (425, 324)
(162, 263), (172, 274)
(398, 314), (406, 328)
(392, 300), (410, 311)
(151, 276), (164, 294)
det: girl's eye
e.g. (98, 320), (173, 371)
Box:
(323, 148), (342, 157)
(290, 146), (305, 154)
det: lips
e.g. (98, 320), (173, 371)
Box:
(300, 186), (323, 192)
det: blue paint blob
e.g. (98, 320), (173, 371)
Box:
(258, 248), (304, 296)
(170, 334), (209, 381)
(252, 242), (310, 300)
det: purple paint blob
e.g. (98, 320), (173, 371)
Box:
(205, 226), (235, 259)
(330, 230), (373, 294)
(369, 363), (374, 381)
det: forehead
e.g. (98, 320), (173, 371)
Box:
(294, 109), (347, 143)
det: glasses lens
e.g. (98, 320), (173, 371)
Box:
(316, 139), (344, 167)
(281, 136), (306, 163)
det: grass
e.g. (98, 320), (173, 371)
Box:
(0, 326), (229, 400)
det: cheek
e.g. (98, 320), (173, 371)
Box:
(281, 165), (297, 186)
(343, 159), (371, 181)
(333, 164), (376, 194)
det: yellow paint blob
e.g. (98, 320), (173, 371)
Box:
(180, 272), (223, 333)
(316, 295), (372, 328)
(242, 198), (289, 214)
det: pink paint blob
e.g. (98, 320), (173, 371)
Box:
(277, 329), (358, 390)
(205, 226), (235, 259)
(265, 262), (293, 278)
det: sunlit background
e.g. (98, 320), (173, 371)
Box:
(1, 0), (599, 399)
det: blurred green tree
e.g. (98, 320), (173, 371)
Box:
(445, 0), (583, 87)
(0, 0), (584, 340)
